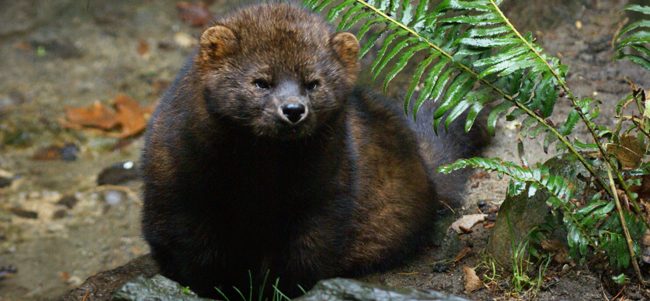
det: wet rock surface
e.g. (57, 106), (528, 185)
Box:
(59, 255), (158, 301)
(112, 275), (213, 301)
(295, 278), (472, 301)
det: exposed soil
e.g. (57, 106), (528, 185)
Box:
(0, 0), (648, 300)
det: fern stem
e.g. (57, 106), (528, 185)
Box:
(352, 0), (614, 205)
(605, 162), (646, 284)
(574, 106), (649, 229)
(510, 100), (613, 198)
(485, 0), (617, 200)
(487, 0), (617, 199)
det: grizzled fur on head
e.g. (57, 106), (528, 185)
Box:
(194, 2), (360, 139)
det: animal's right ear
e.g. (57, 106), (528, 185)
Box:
(199, 25), (239, 63)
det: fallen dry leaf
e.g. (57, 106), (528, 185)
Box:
(60, 94), (156, 138)
(63, 101), (117, 129)
(540, 238), (571, 264)
(112, 94), (155, 138)
(449, 214), (488, 233)
(462, 266), (482, 293)
(606, 133), (643, 169)
(453, 246), (471, 263)
(137, 39), (149, 55)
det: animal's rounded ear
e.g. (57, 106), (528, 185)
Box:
(199, 25), (239, 63)
(330, 32), (360, 79)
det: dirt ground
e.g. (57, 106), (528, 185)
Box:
(0, 0), (648, 300)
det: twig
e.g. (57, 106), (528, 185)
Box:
(601, 282), (611, 301)
(611, 285), (625, 301)
(605, 161), (645, 285)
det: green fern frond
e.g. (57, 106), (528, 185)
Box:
(615, 5), (650, 71)
(304, 0), (566, 137)
(440, 156), (610, 259)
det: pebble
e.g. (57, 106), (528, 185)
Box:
(57, 194), (79, 209)
(104, 190), (123, 205)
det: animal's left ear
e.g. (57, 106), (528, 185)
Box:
(330, 32), (360, 82)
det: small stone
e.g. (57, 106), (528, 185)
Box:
(57, 194), (79, 209)
(0, 177), (11, 188)
(52, 209), (67, 219)
(104, 190), (123, 205)
(97, 161), (140, 185)
(9, 207), (38, 219)
(174, 32), (195, 48)
(61, 144), (79, 161)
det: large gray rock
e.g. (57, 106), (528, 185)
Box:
(58, 255), (159, 301)
(294, 278), (472, 301)
(109, 276), (471, 301)
(112, 275), (214, 301)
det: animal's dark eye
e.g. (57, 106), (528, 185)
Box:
(253, 79), (270, 90)
(305, 81), (319, 91)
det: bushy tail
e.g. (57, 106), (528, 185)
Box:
(411, 100), (491, 208)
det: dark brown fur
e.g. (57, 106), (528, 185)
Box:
(141, 2), (489, 299)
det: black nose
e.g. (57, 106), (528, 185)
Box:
(281, 102), (306, 124)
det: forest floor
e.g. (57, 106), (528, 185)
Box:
(0, 0), (648, 300)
